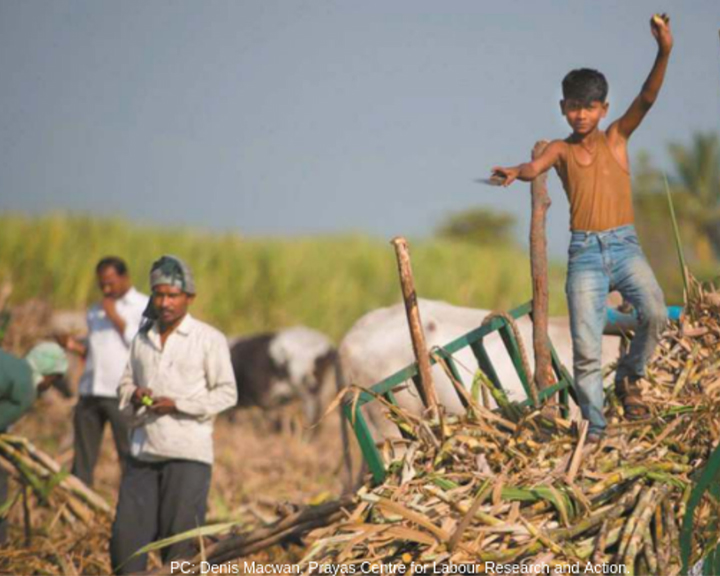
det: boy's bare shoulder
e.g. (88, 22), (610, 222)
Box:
(605, 122), (627, 145)
(546, 139), (569, 164)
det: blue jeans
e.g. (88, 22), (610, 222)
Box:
(566, 225), (667, 435)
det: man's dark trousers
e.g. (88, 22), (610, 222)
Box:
(72, 396), (130, 487)
(110, 457), (211, 575)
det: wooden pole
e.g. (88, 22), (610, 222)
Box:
(529, 140), (554, 400)
(390, 237), (439, 415)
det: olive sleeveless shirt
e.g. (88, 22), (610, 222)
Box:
(557, 132), (634, 232)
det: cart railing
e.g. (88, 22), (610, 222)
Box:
(343, 300), (575, 484)
(343, 301), (684, 485)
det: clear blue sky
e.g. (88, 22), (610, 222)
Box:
(1, 1), (719, 256)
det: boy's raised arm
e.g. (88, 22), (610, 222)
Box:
(492, 140), (564, 187)
(612, 15), (673, 140)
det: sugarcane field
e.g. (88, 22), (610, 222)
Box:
(2, 3), (720, 576)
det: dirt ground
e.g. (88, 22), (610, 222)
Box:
(1, 386), (353, 575)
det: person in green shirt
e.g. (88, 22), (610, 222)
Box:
(0, 342), (69, 545)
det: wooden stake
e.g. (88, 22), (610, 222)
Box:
(529, 141), (554, 398)
(0, 282), (12, 311)
(566, 420), (588, 484)
(390, 237), (439, 415)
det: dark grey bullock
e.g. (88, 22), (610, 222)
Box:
(228, 327), (337, 427)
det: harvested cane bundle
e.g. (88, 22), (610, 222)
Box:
(0, 434), (114, 574)
(300, 281), (720, 575)
(0, 433), (112, 525)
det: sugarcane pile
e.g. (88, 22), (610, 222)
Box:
(0, 434), (114, 574)
(0, 433), (112, 524)
(299, 280), (720, 575)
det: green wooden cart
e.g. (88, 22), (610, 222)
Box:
(341, 299), (720, 575)
(342, 300), (573, 485)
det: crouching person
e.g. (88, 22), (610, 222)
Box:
(110, 256), (237, 574)
(0, 342), (69, 545)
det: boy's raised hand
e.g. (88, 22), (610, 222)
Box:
(611, 14), (673, 140)
(650, 13), (673, 54)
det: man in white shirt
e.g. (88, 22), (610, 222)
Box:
(110, 255), (237, 575)
(63, 257), (148, 487)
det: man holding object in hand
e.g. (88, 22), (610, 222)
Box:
(110, 255), (237, 574)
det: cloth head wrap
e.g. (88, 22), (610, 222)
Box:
(141, 255), (196, 329)
(25, 342), (69, 388)
(149, 255), (196, 295)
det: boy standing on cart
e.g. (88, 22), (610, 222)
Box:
(491, 15), (673, 442)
